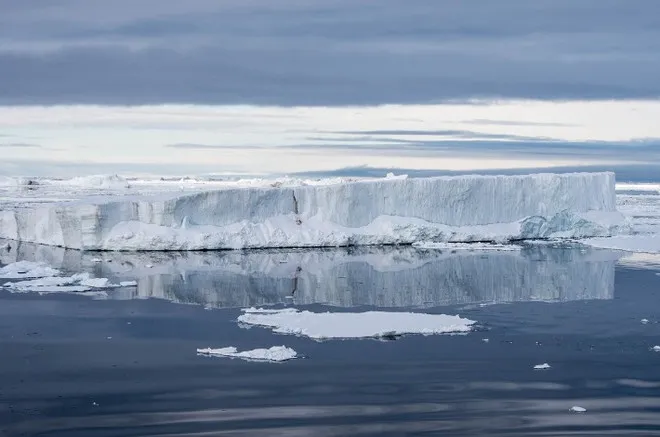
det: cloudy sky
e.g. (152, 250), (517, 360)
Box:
(1, 0), (659, 178)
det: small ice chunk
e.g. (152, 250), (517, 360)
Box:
(120, 281), (138, 287)
(652, 346), (660, 352)
(641, 319), (650, 324)
(534, 363), (551, 370)
(91, 258), (103, 263)
(0, 261), (60, 279)
(482, 338), (489, 343)
(197, 346), (297, 362)
(145, 264), (154, 268)
(569, 406), (587, 413)
(238, 308), (476, 340)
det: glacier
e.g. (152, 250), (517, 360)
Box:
(0, 172), (627, 251)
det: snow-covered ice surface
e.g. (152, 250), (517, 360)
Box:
(0, 260), (127, 293)
(413, 242), (521, 251)
(0, 260), (60, 279)
(579, 182), (660, 254)
(196, 346), (297, 362)
(0, 172), (626, 251)
(238, 308), (476, 340)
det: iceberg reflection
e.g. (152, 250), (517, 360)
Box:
(0, 241), (620, 309)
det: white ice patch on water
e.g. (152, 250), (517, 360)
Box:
(413, 241), (521, 251)
(0, 261), (61, 279)
(581, 234), (660, 254)
(196, 346), (297, 362)
(570, 406), (587, 413)
(652, 346), (660, 352)
(120, 280), (138, 287)
(534, 363), (551, 370)
(1, 263), (121, 293)
(237, 308), (476, 340)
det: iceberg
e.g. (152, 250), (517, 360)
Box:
(0, 172), (625, 251)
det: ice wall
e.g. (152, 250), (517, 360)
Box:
(0, 172), (625, 250)
(0, 242), (619, 307)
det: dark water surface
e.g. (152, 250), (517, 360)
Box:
(1, 243), (660, 436)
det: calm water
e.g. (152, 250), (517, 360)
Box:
(1, 243), (660, 436)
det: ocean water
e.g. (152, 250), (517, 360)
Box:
(1, 243), (660, 436)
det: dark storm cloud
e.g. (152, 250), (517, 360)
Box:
(1, 0), (659, 105)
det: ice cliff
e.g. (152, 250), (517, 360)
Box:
(0, 172), (626, 251)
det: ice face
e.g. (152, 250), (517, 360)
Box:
(0, 172), (626, 251)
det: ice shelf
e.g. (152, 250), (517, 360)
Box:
(0, 172), (626, 251)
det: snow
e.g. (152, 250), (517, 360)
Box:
(0, 261), (121, 293)
(534, 363), (551, 370)
(237, 307), (476, 340)
(2, 272), (120, 293)
(61, 174), (131, 189)
(0, 261), (60, 279)
(413, 242), (521, 251)
(0, 172), (626, 251)
(569, 406), (587, 413)
(196, 346), (297, 362)
(581, 235), (660, 254)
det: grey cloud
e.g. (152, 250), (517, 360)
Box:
(1, 0), (659, 105)
(164, 143), (267, 150)
(0, 143), (42, 148)
(463, 119), (575, 127)
(294, 164), (660, 183)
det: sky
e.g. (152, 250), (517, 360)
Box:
(1, 0), (660, 178)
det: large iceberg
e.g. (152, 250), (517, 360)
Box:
(0, 172), (626, 251)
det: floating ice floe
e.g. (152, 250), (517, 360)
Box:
(641, 319), (650, 324)
(652, 346), (660, 352)
(0, 261), (61, 279)
(570, 406), (587, 413)
(412, 242), (521, 251)
(581, 235), (660, 254)
(534, 363), (551, 370)
(0, 261), (132, 293)
(3, 272), (118, 293)
(237, 308), (476, 340)
(196, 346), (297, 362)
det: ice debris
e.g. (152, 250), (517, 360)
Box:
(237, 307), (476, 340)
(196, 346), (297, 362)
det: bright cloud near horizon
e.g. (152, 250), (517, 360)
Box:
(1, 1), (660, 177)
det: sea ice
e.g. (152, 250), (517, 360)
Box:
(0, 172), (627, 251)
(570, 406), (587, 413)
(196, 346), (297, 362)
(534, 363), (551, 370)
(0, 261), (60, 279)
(652, 346), (660, 352)
(581, 234), (660, 254)
(1, 264), (121, 293)
(237, 308), (476, 340)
